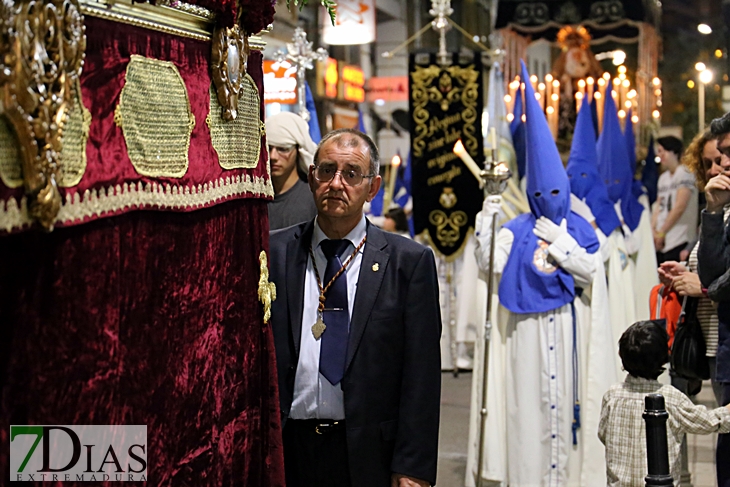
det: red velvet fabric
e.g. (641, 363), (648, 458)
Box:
(0, 17), (271, 233)
(0, 200), (285, 486)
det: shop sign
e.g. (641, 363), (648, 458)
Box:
(263, 60), (297, 104)
(341, 64), (365, 103)
(321, 0), (376, 45)
(366, 76), (409, 102)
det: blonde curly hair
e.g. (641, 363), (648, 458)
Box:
(681, 130), (715, 191)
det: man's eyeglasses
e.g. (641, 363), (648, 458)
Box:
(313, 163), (375, 187)
(268, 144), (297, 155)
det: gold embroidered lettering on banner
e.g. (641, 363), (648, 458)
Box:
(117, 55), (194, 178)
(208, 75), (262, 170)
(0, 0), (86, 230)
(410, 64), (480, 159)
(0, 80), (90, 189)
(0, 116), (22, 188)
(211, 24), (247, 121)
(258, 250), (277, 324)
(58, 79), (92, 187)
(428, 210), (467, 248)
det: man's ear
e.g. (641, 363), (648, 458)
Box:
(308, 165), (315, 192)
(367, 175), (382, 202)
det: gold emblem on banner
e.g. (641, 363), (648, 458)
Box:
(428, 210), (467, 248)
(117, 55), (195, 178)
(439, 187), (457, 209)
(208, 75), (262, 170)
(0, 0), (86, 230)
(211, 25), (248, 121)
(258, 250), (277, 324)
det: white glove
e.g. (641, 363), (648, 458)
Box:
(533, 216), (567, 244)
(476, 196), (501, 237)
(482, 195), (502, 216)
(570, 195), (594, 224)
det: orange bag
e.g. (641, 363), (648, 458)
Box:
(649, 284), (682, 350)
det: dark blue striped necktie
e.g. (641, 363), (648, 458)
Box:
(319, 239), (351, 385)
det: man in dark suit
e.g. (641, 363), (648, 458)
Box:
(269, 128), (441, 487)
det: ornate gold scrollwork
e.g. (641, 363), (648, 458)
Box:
(211, 24), (248, 121)
(258, 250), (277, 324)
(429, 210), (468, 248)
(0, 0), (86, 231)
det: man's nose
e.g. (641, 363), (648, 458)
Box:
(328, 171), (345, 189)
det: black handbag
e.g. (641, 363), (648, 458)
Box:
(670, 296), (711, 381)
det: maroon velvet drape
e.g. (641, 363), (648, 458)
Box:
(0, 200), (285, 486)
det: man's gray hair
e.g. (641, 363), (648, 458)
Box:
(313, 128), (380, 176)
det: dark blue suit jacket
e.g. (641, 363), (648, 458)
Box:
(269, 219), (442, 486)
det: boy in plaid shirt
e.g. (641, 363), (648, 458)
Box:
(599, 320), (730, 486)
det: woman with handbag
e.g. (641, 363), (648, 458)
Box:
(658, 131), (726, 404)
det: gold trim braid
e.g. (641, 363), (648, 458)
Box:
(0, 174), (274, 233)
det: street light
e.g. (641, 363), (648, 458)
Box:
(698, 24), (712, 35)
(698, 68), (713, 132)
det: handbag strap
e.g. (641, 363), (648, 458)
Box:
(654, 285), (664, 320)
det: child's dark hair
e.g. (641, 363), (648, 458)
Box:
(618, 320), (669, 380)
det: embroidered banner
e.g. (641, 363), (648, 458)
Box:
(0, 17), (272, 234)
(409, 52), (484, 261)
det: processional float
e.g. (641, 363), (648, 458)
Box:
(0, 1), (327, 484)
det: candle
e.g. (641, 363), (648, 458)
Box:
(586, 77), (594, 103)
(490, 127), (498, 155)
(453, 140), (484, 187)
(538, 82), (546, 111)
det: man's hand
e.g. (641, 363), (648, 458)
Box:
(679, 249), (690, 262)
(672, 272), (704, 297)
(704, 173), (730, 213)
(391, 474), (429, 487)
(533, 217), (567, 244)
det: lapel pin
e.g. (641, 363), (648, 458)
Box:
(372, 263), (379, 272)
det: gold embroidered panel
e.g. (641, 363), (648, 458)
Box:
(208, 74), (263, 170)
(59, 80), (92, 187)
(0, 116), (23, 189)
(117, 55), (195, 178)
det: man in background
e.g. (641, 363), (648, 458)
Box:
(698, 112), (730, 487)
(267, 111), (318, 230)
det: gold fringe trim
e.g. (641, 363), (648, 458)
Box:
(0, 174), (274, 233)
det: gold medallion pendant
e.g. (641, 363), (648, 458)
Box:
(312, 319), (327, 340)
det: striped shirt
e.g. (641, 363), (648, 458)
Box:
(599, 375), (730, 487)
(688, 242), (719, 356)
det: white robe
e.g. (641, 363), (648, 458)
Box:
(466, 213), (614, 487)
(602, 227), (636, 378)
(425, 236), (479, 371)
(631, 195), (659, 320)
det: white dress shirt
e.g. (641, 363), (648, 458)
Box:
(290, 215), (367, 420)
